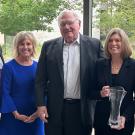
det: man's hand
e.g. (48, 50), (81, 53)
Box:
(37, 106), (48, 123)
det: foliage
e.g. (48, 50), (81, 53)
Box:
(0, 0), (82, 36)
(1, 43), (12, 60)
(93, 0), (135, 39)
(0, 0), (83, 60)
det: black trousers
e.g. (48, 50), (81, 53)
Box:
(63, 99), (90, 135)
(45, 99), (91, 135)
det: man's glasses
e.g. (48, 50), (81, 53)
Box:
(59, 19), (79, 27)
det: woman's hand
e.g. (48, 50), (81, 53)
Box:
(13, 111), (29, 122)
(111, 116), (126, 130)
(24, 112), (38, 123)
(100, 85), (110, 97)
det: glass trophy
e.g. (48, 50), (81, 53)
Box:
(108, 86), (127, 128)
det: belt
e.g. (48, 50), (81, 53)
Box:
(64, 98), (80, 104)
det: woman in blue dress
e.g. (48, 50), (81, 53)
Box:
(0, 45), (4, 120)
(0, 31), (44, 135)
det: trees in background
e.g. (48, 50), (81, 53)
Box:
(0, 0), (135, 38)
(0, 0), (82, 35)
(93, 0), (135, 40)
(0, 0), (82, 59)
(0, 0), (135, 39)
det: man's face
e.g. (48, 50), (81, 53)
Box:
(59, 13), (80, 43)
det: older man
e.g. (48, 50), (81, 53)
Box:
(35, 9), (105, 135)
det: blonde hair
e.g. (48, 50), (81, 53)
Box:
(104, 28), (132, 59)
(13, 31), (37, 57)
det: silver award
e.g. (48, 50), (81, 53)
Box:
(108, 86), (127, 128)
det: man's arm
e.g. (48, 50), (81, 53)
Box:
(35, 43), (49, 122)
(35, 43), (48, 106)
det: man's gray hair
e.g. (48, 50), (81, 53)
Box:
(58, 9), (81, 26)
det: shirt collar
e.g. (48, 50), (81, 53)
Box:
(64, 34), (80, 46)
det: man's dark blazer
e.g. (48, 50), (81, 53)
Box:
(35, 34), (105, 130)
(94, 58), (135, 134)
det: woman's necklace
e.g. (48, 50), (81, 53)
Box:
(111, 63), (122, 74)
(111, 65), (120, 70)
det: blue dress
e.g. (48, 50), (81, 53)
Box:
(0, 59), (44, 135)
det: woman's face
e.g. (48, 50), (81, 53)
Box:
(18, 38), (34, 58)
(108, 33), (122, 57)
